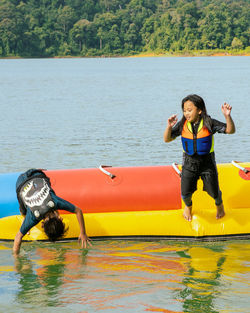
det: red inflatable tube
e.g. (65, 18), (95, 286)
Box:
(46, 165), (182, 214)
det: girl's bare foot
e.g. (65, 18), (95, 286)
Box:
(216, 203), (225, 219)
(183, 206), (192, 221)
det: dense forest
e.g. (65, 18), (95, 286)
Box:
(0, 0), (249, 57)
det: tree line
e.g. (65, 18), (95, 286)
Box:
(0, 0), (249, 57)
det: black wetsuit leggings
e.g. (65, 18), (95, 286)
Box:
(181, 153), (222, 207)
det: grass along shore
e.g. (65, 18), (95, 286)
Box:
(1, 48), (250, 59)
(130, 48), (250, 58)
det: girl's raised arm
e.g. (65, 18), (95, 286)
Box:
(221, 103), (236, 134)
(164, 114), (178, 142)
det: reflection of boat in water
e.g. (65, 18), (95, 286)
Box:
(0, 161), (250, 241)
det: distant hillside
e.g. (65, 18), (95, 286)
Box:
(0, 0), (249, 57)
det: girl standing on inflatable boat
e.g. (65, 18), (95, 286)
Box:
(164, 94), (235, 221)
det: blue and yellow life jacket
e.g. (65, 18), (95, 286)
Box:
(181, 119), (214, 156)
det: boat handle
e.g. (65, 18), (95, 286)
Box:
(98, 165), (116, 179)
(231, 160), (249, 174)
(172, 162), (181, 177)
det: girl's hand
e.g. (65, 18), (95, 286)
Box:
(221, 103), (232, 116)
(167, 114), (178, 128)
(78, 233), (92, 249)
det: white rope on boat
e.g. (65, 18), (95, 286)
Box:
(98, 165), (116, 179)
(231, 160), (249, 174)
(171, 162), (181, 177)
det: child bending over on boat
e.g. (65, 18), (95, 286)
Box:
(163, 94), (235, 221)
(13, 168), (92, 255)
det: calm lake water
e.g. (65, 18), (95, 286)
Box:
(0, 56), (250, 312)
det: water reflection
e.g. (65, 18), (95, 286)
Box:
(177, 242), (250, 313)
(14, 243), (89, 309)
(178, 245), (225, 313)
(6, 240), (250, 312)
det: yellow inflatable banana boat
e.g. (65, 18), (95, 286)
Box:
(0, 161), (250, 241)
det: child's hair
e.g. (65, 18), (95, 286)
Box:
(179, 94), (212, 132)
(43, 216), (68, 242)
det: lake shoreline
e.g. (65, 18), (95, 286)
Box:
(1, 49), (250, 59)
(130, 51), (250, 58)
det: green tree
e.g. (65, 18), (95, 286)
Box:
(0, 0), (26, 56)
(231, 37), (243, 49)
(56, 5), (77, 34)
(124, 22), (138, 52)
(70, 19), (96, 54)
(94, 12), (119, 52)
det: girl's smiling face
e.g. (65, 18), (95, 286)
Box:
(183, 100), (202, 123)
